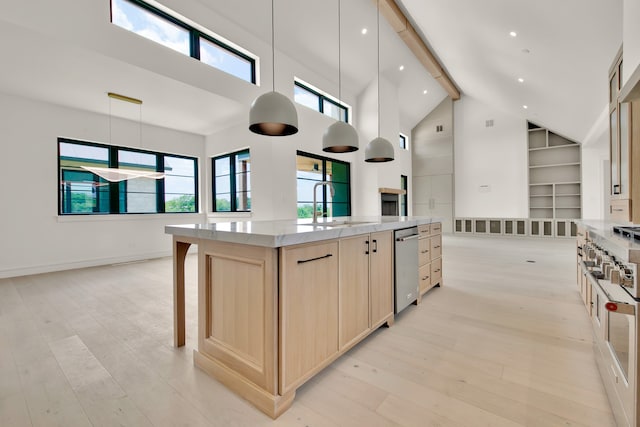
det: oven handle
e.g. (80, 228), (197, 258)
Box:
(582, 261), (635, 316)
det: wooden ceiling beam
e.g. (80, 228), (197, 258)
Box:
(378, 0), (461, 100)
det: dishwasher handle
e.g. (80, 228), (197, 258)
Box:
(396, 234), (419, 242)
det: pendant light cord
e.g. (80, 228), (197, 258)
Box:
(271, 0), (275, 91)
(338, 0), (342, 102)
(377, 0), (380, 138)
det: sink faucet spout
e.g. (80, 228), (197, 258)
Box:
(312, 181), (335, 223)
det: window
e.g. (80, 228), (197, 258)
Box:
(400, 175), (408, 216)
(294, 80), (349, 123)
(212, 149), (251, 212)
(399, 133), (408, 150)
(296, 151), (350, 218)
(58, 138), (198, 215)
(111, 0), (256, 84)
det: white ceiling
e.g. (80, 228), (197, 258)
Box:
(398, 0), (623, 141)
(0, 0), (624, 141)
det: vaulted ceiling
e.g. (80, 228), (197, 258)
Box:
(0, 0), (624, 141)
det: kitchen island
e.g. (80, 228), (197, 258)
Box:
(165, 216), (441, 418)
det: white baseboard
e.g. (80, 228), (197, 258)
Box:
(0, 250), (176, 279)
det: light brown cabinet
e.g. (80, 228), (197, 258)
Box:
(369, 231), (394, 327)
(339, 231), (394, 350)
(173, 222), (429, 419)
(609, 47), (640, 222)
(279, 240), (339, 394)
(418, 223), (443, 297)
(338, 235), (371, 350)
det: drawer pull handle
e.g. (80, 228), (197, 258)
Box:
(298, 253), (333, 264)
(421, 276), (429, 280)
(612, 208), (624, 212)
(434, 269), (441, 273)
(421, 250), (429, 254)
(434, 245), (441, 249)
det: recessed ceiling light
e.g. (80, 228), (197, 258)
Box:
(518, 78), (524, 83)
(423, 89), (428, 95)
(523, 105), (528, 109)
(509, 31), (517, 37)
(399, 65), (404, 71)
(361, 28), (368, 35)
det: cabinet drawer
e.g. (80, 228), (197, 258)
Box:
(418, 224), (431, 237)
(430, 235), (442, 260)
(431, 258), (442, 283)
(430, 222), (442, 235)
(418, 238), (430, 265)
(419, 263), (431, 294)
(610, 199), (631, 222)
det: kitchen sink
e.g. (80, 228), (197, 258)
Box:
(309, 220), (374, 228)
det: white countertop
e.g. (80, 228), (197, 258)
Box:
(165, 216), (440, 248)
(577, 220), (640, 263)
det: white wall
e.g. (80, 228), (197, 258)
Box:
(412, 97), (454, 232)
(0, 93), (205, 278)
(453, 95), (528, 218)
(623, 0), (640, 85)
(206, 74), (412, 221)
(581, 106), (610, 220)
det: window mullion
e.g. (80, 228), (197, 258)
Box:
(230, 155), (237, 212)
(109, 146), (119, 214)
(191, 30), (200, 60)
(156, 154), (165, 213)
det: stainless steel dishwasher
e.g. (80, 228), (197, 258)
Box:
(394, 226), (420, 313)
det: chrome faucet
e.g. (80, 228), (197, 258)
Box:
(312, 181), (335, 223)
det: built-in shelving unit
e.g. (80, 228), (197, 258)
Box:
(528, 122), (582, 219)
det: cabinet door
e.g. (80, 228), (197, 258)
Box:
(430, 234), (442, 260)
(419, 237), (430, 265)
(431, 258), (442, 285)
(339, 235), (370, 350)
(419, 263), (431, 294)
(280, 240), (339, 394)
(370, 231), (393, 327)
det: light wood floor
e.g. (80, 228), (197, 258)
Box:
(0, 235), (615, 426)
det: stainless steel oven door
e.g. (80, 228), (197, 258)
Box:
(605, 299), (636, 425)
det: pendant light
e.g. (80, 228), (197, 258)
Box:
(82, 92), (165, 182)
(249, 0), (298, 136)
(322, 0), (359, 153)
(365, 0), (394, 162)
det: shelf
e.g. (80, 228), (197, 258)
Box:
(530, 181), (581, 186)
(530, 195), (553, 198)
(555, 193), (581, 197)
(528, 144), (580, 151)
(529, 162), (580, 169)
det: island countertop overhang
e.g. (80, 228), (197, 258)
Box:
(165, 216), (441, 248)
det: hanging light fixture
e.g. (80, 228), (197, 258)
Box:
(249, 0), (298, 136)
(365, 0), (394, 162)
(323, 0), (359, 153)
(81, 92), (165, 182)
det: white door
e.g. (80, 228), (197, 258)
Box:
(413, 174), (453, 233)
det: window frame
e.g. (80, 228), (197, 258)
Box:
(400, 175), (408, 216)
(296, 150), (351, 219)
(294, 80), (350, 123)
(58, 138), (199, 215)
(399, 133), (408, 150)
(211, 149), (251, 213)
(110, 0), (257, 84)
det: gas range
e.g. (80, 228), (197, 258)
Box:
(613, 225), (640, 241)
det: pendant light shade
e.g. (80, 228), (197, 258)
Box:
(248, 0), (298, 137)
(365, 0), (394, 162)
(323, 120), (358, 153)
(365, 136), (394, 162)
(323, 0), (359, 153)
(249, 91), (298, 136)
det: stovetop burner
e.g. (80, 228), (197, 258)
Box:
(613, 225), (640, 241)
